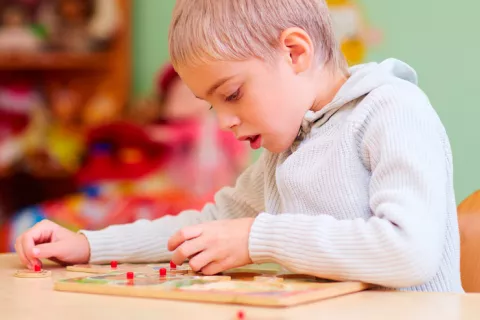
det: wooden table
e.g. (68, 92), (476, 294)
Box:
(1, 253), (480, 320)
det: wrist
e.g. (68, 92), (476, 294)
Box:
(78, 233), (91, 263)
(248, 213), (276, 264)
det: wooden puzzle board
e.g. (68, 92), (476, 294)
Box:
(55, 263), (371, 307)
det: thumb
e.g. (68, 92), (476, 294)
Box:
(32, 241), (69, 260)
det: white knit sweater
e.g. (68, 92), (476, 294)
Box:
(81, 59), (463, 293)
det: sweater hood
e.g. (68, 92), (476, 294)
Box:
(301, 58), (418, 131)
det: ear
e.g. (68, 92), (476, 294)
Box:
(279, 27), (314, 74)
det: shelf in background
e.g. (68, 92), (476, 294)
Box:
(0, 52), (112, 71)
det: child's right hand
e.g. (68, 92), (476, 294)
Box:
(14, 220), (90, 269)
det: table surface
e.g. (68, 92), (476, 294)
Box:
(1, 253), (480, 320)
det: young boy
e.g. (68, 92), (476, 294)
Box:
(15, 0), (463, 293)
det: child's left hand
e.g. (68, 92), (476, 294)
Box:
(168, 218), (255, 275)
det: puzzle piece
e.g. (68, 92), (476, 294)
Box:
(14, 269), (51, 278)
(66, 263), (143, 274)
(148, 263), (192, 275)
(221, 263), (284, 275)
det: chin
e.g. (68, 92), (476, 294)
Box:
(264, 142), (291, 154)
(266, 133), (301, 153)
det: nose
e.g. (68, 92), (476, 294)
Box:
(216, 110), (240, 131)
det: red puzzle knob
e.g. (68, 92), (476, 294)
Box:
(169, 261), (176, 269)
(34, 265), (41, 272)
(159, 268), (167, 277)
(126, 272), (134, 280)
(110, 261), (118, 269)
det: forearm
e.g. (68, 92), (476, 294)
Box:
(81, 208), (207, 264)
(249, 210), (443, 288)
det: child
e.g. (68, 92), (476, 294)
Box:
(14, 0), (462, 293)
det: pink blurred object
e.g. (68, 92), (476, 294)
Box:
(149, 62), (250, 197)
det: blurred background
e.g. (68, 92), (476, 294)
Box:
(0, 0), (477, 252)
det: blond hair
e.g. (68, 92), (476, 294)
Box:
(169, 0), (346, 71)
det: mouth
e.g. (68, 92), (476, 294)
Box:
(238, 134), (262, 150)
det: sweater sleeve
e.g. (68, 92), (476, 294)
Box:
(81, 153), (265, 264)
(248, 88), (450, 288)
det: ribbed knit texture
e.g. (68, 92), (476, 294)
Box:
(81, 59), (463, 293)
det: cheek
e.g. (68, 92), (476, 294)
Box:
(238, 69), (305, 133)
(260, 89), (304, 126)
(241, 95), (294, 135)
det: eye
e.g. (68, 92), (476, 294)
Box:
(225, 89), (241, 102)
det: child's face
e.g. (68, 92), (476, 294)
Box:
(177, 56), (317, 153)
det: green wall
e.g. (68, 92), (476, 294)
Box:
(360, 0), (480, 203)
(133, 0), (480, 203)
(133, 0), (175, 96)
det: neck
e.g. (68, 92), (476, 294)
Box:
(310, 65), (348, 112)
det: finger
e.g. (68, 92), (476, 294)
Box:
(21, 221), (54, 262)
(20, 236), (38, 268)
(14, 238), (31, 269)
(48, 257), (68, 266)
(171, 239), (206, 266)
(16, 239), (41, 269)
(200, 257), (233, 275)
(188, 249), (219, 273)
(33, 242), (70, 260)
(21, 238), (38, 268)
(167, 225), (203, 252)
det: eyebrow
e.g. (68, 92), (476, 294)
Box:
(196, 76), (235, 100)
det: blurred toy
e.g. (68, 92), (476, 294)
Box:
(23, 82), (85, 176)
(130, 95), (162, 126)
(51, 0), (93, 52)
(0, 81), (45, 171)
(0, 135), (22, 174)
(82, 83), (121, 127)
(0, 3), (42, 52)
(75, 121), (167, 185)
(88, 0), (121, 46)
(0, 82), (42, 133)
(3, 0), (45, 18)
(327, 0), (382, 65)
(45, 85), (85, 173)
(50, 84), (82, 126)
(39, 0), (120, 52)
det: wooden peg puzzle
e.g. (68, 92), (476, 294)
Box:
(55, 262), (372, 307)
